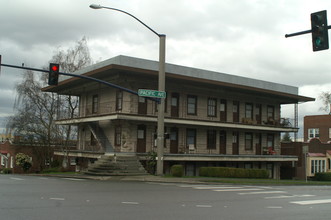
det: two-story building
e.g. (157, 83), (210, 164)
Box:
(43, 55), (314, 179)
(304, 114), (331, 143)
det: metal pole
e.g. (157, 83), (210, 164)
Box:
(156, 35), (166, 176)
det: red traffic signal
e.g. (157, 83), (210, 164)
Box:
(48, 63), (59, 86)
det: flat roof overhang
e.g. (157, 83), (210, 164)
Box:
(42, 57), (315, 104)
(55, 113), (299, 133)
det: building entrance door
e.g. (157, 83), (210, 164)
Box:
(138, 97), (147, 115)
(232, 131), (239, 155)
(137, 125), (146, 153)
(220, 130), (226, 154)
(171, 93), (179, 117)
(170, 127), (179, 153)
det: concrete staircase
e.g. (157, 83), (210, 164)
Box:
(84, 154), (148, 176)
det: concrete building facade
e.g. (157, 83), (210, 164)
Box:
(43, 55), (314, 179)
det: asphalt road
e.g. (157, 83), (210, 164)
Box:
(0, 174), (330, 220)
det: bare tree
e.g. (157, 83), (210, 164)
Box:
(6, 37), (92, 170)
(6, 70), (58, 170)
(319, 91), (331, 114)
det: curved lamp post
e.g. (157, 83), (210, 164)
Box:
(90, 4), (166, 176)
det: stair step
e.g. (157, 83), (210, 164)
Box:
(84, 154), (148, 176)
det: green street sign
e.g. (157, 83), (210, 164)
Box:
(138, 89), (166, 98)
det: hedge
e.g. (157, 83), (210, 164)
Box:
(199, 167), (269, 179)
(314, 172), (331, 181)
(170, 165), (184, 177)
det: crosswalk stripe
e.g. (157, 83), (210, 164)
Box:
(10, 177), (24, 181)
(290, 199), (331, 205)
(213, 188), (263, 192)
(194, 186), (243, 190)
(238, 191), (286, 195)
(265, 195), (315, 199)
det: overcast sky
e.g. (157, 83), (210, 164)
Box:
(1, 0), (331, 138)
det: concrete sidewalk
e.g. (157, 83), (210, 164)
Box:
(32, 173), (216, 184)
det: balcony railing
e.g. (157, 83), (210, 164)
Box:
(58, 101), (295, 128)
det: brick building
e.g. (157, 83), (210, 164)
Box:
(0, 140), (77, 173)
(304, 114), (331, 143)
(281, 139), (331, 179)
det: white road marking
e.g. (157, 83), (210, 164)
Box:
(266, 206), (283, 209)
(265, 195), (315, 199)
(196, 205), (212, 208)
(214, 188), (263, 192)
(238, 191), (286, 195)
(178, 184), (220, 188)
(49, 198), (65, 201)
(194, 186), (243, 190)
(121, 202), (139, 205)
(62, 178), (85, 181)
(290, 199), (331, 205)
(10, 177), (24, 181)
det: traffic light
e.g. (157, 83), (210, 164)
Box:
(48, 63), (59, 85)
(311, 10), (329, 52)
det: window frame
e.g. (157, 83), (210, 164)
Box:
(308, 128), (320, 139)
(245, 103), (253, 119)
(92, 94), (99, 114)
(207, 130), (217, 149)
(187, 95), (197, 115)
(116, 90), (123, 111)
(207, 98), (217, 117)
(245, 132), (253, 150)
(267, 105), (274, 119)
(186, 128), (197, 148)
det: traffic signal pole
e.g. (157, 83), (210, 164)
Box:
(0, 61), (160, 103)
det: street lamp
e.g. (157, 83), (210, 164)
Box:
(90, 4), (166, 176)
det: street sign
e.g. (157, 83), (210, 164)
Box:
(138, 89), (166, 98)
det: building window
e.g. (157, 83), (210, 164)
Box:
(311, 159), (326, 174)
(1, 155), (5, 166)
(207, 98), (217, 117)
(116, 90), (123, 111)
(207, 130), (217, 149)
(187, 95), (197, 115)
(245, 103), (253, 119)
(245, 133), (253, 150)
(115, 126), (121, 146)
(70, 157), (77, 166)
(186, 129), (196, 149)
(308, 128), (319, 139)
(92, 95), (99, 114)
(267, 105), (274, 119)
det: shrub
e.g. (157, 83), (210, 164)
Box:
(314, 172), (331, 181)
(199, 167), (269, 179)
(1, 168), (13, 174)
(41, 167), (62, 173)
(170, 165), (184, 177)
(15, 153), (32, 172)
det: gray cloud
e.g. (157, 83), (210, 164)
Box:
(1, 0), (331, 136)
